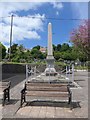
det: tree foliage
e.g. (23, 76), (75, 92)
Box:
(70, 20), (89, 57)
(32, 45), (40, 50)
(1, 42), (87, 63)
(31, 48), (45, 60)
(0, 42), (6, 59)
(11, 44), (18, 54)
(57, 44), (61, 51)
(61, 43), (70, 52)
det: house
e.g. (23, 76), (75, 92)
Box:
(40, 47), (46, 53)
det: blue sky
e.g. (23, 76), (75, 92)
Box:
(0, 2), (88, 49)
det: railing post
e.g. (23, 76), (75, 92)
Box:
(66, 66), (67, 77)
(72, 64), (74, 83)
(34, 66), (36, 77)
(68, 65), (70, 80)
(26, 64), (28, 81)
(49, 65), (50, 83)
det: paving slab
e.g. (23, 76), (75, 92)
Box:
(38, 106), (47, 118)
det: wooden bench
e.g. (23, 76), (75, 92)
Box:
(21, 81), (72, 108)
(0, 81), (11, 106)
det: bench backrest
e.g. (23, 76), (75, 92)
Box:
(0, 81), (11, 88)
(25, 82), (68, 92)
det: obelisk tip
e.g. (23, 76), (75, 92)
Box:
(48, 22), (51, 25)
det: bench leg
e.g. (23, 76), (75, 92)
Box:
(7, 89), (10, 102)
(21, 93), (23, 107)
(68, 94), (73, 110)
(68, 96), (71, 104)
(2, 93), (6, 106)
(21, 93), (26, 107)
(24, 94), (26, 102)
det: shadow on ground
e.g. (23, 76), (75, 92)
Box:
(2, 99), (19, 106)
(25, 100), (81, 109)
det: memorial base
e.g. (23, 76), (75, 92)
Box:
(45, 55), (57, 75)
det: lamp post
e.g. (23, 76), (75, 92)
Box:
(9, 15), (13, 61)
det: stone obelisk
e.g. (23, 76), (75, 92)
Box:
(45, 22), (56, 73)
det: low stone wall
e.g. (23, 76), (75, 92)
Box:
(2, 64), (26, 73)
(2, 63), (65, 74)
(2, 64), (46, 74)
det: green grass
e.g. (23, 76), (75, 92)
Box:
(55, 61), (66, 66)
(1, 61), (46, 65)
(74, 66), (88, 70)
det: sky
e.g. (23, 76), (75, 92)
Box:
(0, 1), (88, 50)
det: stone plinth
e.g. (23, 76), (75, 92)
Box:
(45, 55), (56, 73)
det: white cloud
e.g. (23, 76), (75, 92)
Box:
(0, 2), (43, 17)
(0, 14), (45, 45)
(0, 1), (63, 49)
(56, 11), (59, 15)
(51, 2), (63, 9)
(3, 14), (45, 31)
(0, 2), (63, 17)
(71, 3), (88, 19)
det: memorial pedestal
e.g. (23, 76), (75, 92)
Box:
(45, 55), (56, 73)
(44, 22), (57, 75)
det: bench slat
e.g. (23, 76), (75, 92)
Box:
(26, 83), (67, 87)
(0, 82), (10, 92)
(0, 82), (10, 87)
(26, 91), (69, 97)
(26, 86), (68, 92)
(0, 86), (9, 91)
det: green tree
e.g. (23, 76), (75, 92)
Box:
(61, 43), (70, 52)
(8, 43), (18, 59)
(62, 52), (72, 61)
(31, 48), (45, 59)
(54, 52), (61, 61)
(78, 52), (87, 62)
(53, 44), (57, 51)
(18, 44), (24, 52)
(11, 44), (25, 62)
(11, 44), (18, 54)
(57, 44), (61, 51)
(0, 42), (6, 59)
(33, 45), (40, 50)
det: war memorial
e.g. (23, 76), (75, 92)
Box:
(0, 22), (88, 119)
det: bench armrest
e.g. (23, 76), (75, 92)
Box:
(67, 85), (72, 95)
(21, 82), (27, 94)
(21, 88), (26, 94)
(3, 87), (9, 92)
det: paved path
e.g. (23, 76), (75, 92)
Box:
(1, 71), (88, 118)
